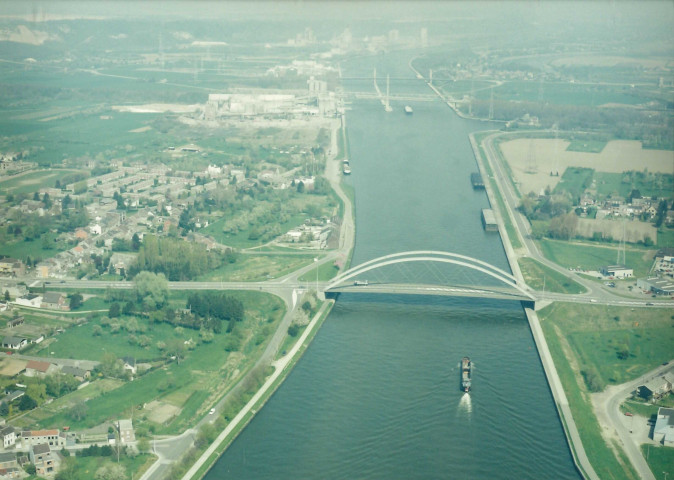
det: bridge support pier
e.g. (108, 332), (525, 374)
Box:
(521, 300), (536, 310)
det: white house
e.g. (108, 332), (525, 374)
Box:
(0, 426), (16, 449)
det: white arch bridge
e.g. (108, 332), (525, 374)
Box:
(323, 251), (536, 304)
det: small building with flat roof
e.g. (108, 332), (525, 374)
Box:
(481, 209), (498, 232)
(653, 407), (674, 445)
(600, 265), (633, 278)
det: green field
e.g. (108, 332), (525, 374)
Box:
(22, 290), (285, 434)
(566, 140), (607, 153)
(65, 453), (155, 480)
(0, 168), (83, 194)
(0, 236), (66, 262)
(554, 167), (594, 198)
(593, 172), (674, 200)
(538, 238), (656, 277)
(539, 303), (645, 480)
(197, 253), (315, 282)
(539, 302), (674, 387)
(640, 445), (674, 480)
(298, 259), (340, 282)
(518, 257), (586, 294)
(201, 213), (308, 249)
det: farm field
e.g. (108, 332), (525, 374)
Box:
(499, 138), (674, 196)
(473, 79), (646, 106)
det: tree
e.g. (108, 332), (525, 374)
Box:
(92, 325), (103, 336)
(69, 400), (88, 421)
(24, 464), (36, 475)
(3, 290), (9, 302)
(95, 462), (126, 480)
(27, 383), (47, 403)
(109, 302), (121, 318)
(195, 423), (217, 448)
(288, 324), (299, 337)
(69, 292), (83, 310)
(55, 457), (78, 480)
(123, 301), (135, 315)
(19, 394), (37, 411)
(137, 437), (150, 453)
(0, 402), (8, 416)
(134, 271), (169, 310)
(655, 199), (668, 227)
(131, 233), (141, 251)
(166, 338), (185, 363)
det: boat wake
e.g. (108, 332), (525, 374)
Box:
(458, 392), (472, 415)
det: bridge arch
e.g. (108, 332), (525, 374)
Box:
(326, 251), (533, 299)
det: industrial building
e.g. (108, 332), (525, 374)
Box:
(636, 277), (674, 296)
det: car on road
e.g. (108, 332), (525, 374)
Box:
(624, 412), (633, 417)
(209, 408), (216, 415)
(590, 299), (597, 303)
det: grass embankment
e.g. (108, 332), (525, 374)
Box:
(640, 445), (674, 480)
(473, 132), (523, 250)
(538, 238), (656, 278)
(189, 302), (334, 480)
(539, 302), (673, 479)
(298, 260), (340, 282)
(518, 257), (586, 294)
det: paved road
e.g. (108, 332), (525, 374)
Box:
(596, 363), (673, 480)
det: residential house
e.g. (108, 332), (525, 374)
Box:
(24, 361), (57, 378)
(60, 366), (90, 382)
(1, 337), (27, 350)
(14, 294), (42, 308)
(653, 407), (674, 445)
(122, 357), (137, 375)
(0, 426), (16, 449)
(29, 444), (58, 476)
(4, 392), (24, 406)
(0, 260), (24, 277)
(638, 372), (674, 401)
(20, 429), (66, 448)
(0, 452), (19, 479)
(74, 229), (88, 241)
(41, 292), (68, 311)
(117, 419), (135, 444)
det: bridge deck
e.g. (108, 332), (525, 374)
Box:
(327, 283), (534, 301)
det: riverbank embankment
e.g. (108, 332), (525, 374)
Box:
(471, 132), (599, 480)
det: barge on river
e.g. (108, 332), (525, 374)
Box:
(461, 356), (472, 393)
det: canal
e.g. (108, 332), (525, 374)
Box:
(205, 51), (580, 480)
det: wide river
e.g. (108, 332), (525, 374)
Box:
(206, 51), (580, 479)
